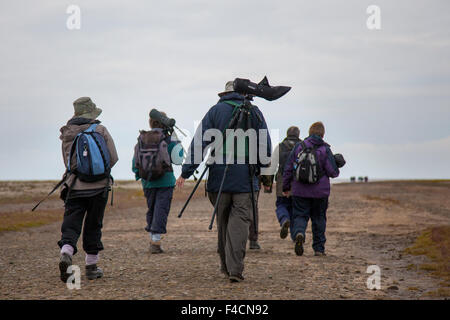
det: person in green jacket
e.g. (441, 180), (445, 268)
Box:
(132, 110), (183, 253)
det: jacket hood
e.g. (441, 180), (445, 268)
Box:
(306, 135), (329, 147)
(60, 117), (101, 142)
(67, 117), (100, 126)
(284, 136), (300, 143)
(218, 92), (246, 102)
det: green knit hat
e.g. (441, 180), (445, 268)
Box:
(73, 97), (102, 119)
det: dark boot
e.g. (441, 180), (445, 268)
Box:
(85, 264), (103, 280)
(249, 240), (261, 250)
(59, 253), (72, 283)
(294, 233), (305, 256)
(150, 241), (164, 254)
(220, 266), (229, 278)
(280, 220), (290, 239)
(229, 274), (245, 283)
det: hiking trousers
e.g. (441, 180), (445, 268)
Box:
(144, 187), (174, 234)
(208, 192), (253, 276)
(248, 190), (260, 242)
(291, 196), (328, 253)
(276, 196), (293, 225)
(58, 192), (108, 255)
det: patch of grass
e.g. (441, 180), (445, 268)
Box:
(363, 195), (401, 205)
(0, 209), (62, 232)
(425, 287), (450, 298)
(404, 226), (450, 293)
(406, 264), (417, 271)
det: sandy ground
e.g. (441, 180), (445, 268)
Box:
(0, 180), (449, 300)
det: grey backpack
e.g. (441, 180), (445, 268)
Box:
(294, 141), (323, 184)
(134, 130), (172, 181)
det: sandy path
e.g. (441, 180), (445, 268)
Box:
(0, 181), (448, 299)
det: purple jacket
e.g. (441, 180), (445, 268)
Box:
(282, 135), (339, 198)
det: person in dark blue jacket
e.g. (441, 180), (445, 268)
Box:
(176, 81), (271, 282)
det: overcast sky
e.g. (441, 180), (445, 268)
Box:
(0, 0), (449, 180)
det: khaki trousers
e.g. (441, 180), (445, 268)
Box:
(208, 192), (253, 276)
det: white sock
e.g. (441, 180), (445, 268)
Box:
(85, 253), (99, 266)
(151, 233), (161, 242)
(61, 244), (74, 257)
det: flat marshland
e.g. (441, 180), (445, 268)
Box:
(0, 180), (449, 299)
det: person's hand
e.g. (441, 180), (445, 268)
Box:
(176, 176), (185, 189)
(282, 191), (291, 197)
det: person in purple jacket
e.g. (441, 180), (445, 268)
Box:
(282, 122), (339, 256)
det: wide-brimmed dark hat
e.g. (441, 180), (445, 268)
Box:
(73, 97), (102, 119)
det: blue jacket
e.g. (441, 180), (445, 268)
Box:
(181, 92), (272, 193)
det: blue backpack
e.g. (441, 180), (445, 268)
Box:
(68, 123), (111, 182)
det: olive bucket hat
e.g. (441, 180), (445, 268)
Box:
(73, 97), (102, 119)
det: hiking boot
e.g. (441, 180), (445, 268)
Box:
(314, 251), (326, 257)
(150, 242), (164, 254)
(59, 253), (72, 283)
(249, 240), (261, 250)
(294, 233), (305, 256)
(280, 220), (290, 239)
(229, 274), (245, 283)
(85, 264), (103, 280)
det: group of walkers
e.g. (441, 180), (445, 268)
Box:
(54, 82), (343, 284)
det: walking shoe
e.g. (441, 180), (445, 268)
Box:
(280, 220), (290, 239)
(294, 233), (305, 256)
(85, 264), (103, 280)
(314, 251), (326, 256)
(249, 240), (261, 250)
(220, 266), (229, 277)
(59, 253), (72, 283)
(229, 274), (245, 283)
(150, 241), (164, 254)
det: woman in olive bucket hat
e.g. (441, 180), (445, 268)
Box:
(58, 97), (119, 282)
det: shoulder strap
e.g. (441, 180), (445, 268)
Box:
(67, 135), (81, 172)
(223, 100), (243, 107)
(85, 123), (98, 133)
(300, 141), (307, 150)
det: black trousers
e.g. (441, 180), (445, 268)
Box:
(58, 192), (108, 255)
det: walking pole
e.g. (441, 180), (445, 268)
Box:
(248, 164), (258, 234)
(178, 165), (209, 218)
(246, 111), (258, 234)
(209, 164), (229, 230)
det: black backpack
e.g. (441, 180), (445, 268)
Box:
(294, 141), (323, 184)
(278, 138), (300, 174)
